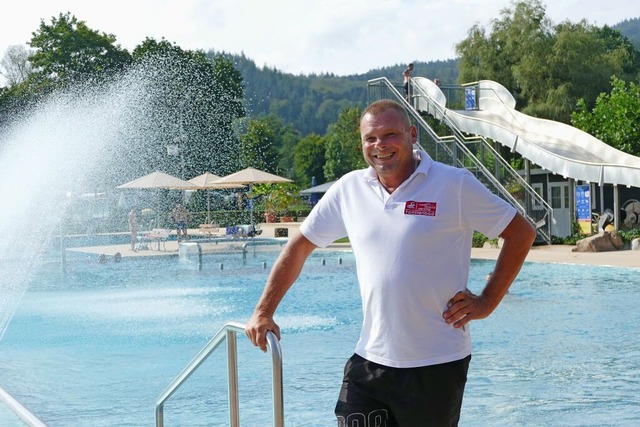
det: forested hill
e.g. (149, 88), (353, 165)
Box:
(613, 18), (640, 49)
(208, 50), (458, 136)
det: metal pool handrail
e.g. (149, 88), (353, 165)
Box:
(155, 321), (284, 427)
(0, 386), (46, 427)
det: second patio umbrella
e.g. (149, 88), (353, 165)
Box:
(117, 171), (196, 226)
(188, 172), (246, 224)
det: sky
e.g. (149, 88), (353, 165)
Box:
(1, 0), (639, 79)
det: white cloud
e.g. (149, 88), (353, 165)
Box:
(0, 0), (638, 81)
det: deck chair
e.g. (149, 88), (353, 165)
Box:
(135, 233), (149, 251)
(144, 228), (171, 250)
(198, 223), (221, 238)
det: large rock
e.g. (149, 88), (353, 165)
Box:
(631, 238), (640, 251)
(610, 231), (625, 249)
(573, 231), (623, 252)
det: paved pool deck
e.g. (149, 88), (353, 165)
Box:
(66, 222), (640, 269)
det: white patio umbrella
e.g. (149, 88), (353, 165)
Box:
(188, 172), (224, 188)
(117, 171), (196, 226)
(188, 172), (246, 223)
(117, 171), (197, 190)
(212, 167), (293, 186)
(213, 167), (293, 226)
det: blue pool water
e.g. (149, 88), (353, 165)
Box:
(1, 247), (639, 426)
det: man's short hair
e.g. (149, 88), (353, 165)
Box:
(361, 99), (411, 129)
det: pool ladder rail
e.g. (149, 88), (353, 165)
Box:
(0, 386), (46, 427)
(155, 321), (284, 427)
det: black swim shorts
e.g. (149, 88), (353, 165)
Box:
(335, 353), (471, 427)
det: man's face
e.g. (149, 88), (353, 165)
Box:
(360, 109), (416, 178)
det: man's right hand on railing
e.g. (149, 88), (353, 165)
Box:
(245, 311), (281, 353)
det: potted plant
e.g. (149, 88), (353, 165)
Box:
(251, 183), (297, 223)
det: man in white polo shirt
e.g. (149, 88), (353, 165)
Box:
(246, 99), (536, 426)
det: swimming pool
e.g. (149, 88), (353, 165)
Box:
(1, 247), (639, 426)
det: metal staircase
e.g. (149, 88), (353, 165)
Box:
(367, 77), (552, 244)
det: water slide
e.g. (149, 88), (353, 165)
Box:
(412, 77), (640, 188)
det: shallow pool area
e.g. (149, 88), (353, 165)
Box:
(1, 246), (639, 426)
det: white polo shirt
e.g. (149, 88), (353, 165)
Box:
(300, 150), (516, 368)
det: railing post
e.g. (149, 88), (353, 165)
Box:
(227, 329), (240, 427)
(267, 332), (284, 427)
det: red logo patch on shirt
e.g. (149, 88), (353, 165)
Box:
(404, 201), (437, 216)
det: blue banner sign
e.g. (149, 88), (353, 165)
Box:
(465, 88), (477, 110)
(576, 184), (591, 234)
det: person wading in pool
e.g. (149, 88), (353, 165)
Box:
(246, 99), (536, 426)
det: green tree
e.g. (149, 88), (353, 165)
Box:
(239, 117), (279, 172)
(456, 0), (640, 123)
(613, 18), (640, 49)
(293, 133), (326, 187)
(456, 0), (552, 98)
(236, 114), (300, 177)
(29, 12), (131, 85)
(127, 38), (245, 179)
(0, 13), (133, 128)
(259, 115), (301, 177)
(316, 99), (340, 130)
(523, 21), (638, 121)
(323, 107), (365, 180)
(571, 76), (640, 156)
